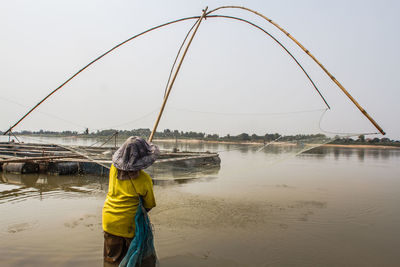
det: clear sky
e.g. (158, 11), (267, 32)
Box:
(1, 0), (399, 139)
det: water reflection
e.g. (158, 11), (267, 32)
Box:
(381, 149), (390, 159)
(357, 149), (365, 161)
(1, 140), (400, 267)
(1, 172), (107, 189)
(0, 172), (107, 204)
(0, 163), (221, 201)
(1, 143), (398, 195)
(148, 164), (220, 185)
(303, 146), (400, 162)
(154, 141), (221, 153)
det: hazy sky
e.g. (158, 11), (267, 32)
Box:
(1, 0), (399, 139)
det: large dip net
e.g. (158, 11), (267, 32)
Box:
(1, 6), (384, 179)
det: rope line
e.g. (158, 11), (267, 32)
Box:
(256, 135), (282, 152)
(164, 19), (198, 97)
(92, 108), (159, 132)
(0, 96), (87, 129)
(168, 106), (328, 116)
(317, 108), (379, 137)
(99, 131), (118, 147)
(9, 131), (21, 143)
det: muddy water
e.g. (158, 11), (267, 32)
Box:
(1, 141), (400, 266)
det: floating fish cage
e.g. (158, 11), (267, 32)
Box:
(0, 142), (220, 177)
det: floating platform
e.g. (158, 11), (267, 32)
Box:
(0, 142), (220, 176)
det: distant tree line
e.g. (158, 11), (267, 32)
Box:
(332, 135), (400, 146)
(2, 129), (399, 146)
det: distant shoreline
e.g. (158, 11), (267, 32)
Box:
(4, 135), (399, 149)
(153, 138), (400, 149)
(320, 144), (400, 149)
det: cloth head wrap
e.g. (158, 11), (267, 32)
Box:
(112, 136), (159, 176)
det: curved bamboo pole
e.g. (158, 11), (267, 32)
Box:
(5, 6), (383, 135)
(207, 6), (385, 135)
(4, 13), (322, 136)
(148, 7), (208, 142)
(2, 16), (201, 136)
(208, 15), (329, 109)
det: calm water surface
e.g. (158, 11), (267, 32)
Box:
(0, 138), (399, 266)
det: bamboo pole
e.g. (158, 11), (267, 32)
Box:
(56, 144), (111, 169)
(207, 6), (385, 135)
(155, 154), (218, 163)
(2, 16), (203, 136)
(148, 7), (208, 142)
(0, 155), (82, 164)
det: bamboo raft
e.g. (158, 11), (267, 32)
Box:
(0, 142), (220, 176)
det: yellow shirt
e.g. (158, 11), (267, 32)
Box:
(102, 164), (156, 238)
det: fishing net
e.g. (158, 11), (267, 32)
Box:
(1, 9), (383, 180)
(119, 197), (157, 267)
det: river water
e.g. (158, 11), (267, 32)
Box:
(0, 138), (399, 266)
